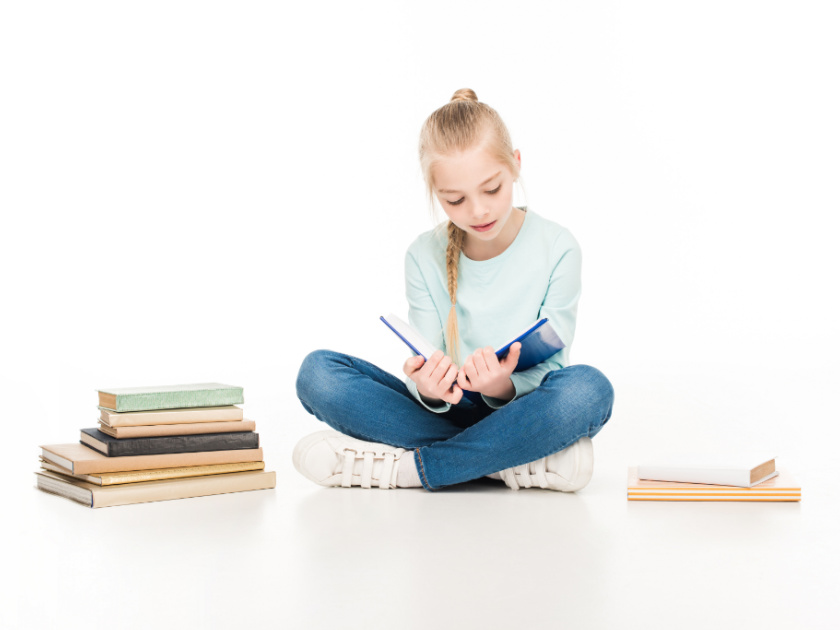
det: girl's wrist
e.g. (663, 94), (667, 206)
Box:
(483, 378), (516, 402)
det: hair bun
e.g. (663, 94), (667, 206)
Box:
(450, 88), (478, 103)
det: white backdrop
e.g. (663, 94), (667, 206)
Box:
(2, 1), (839, 627)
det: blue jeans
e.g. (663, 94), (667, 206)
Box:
(295, 349), (614, 491)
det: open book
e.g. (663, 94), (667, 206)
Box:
(380, 313), (565, 372)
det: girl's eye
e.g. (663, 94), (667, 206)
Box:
(446, 185), (502, 206)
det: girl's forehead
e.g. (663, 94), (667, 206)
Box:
(433, 147), (508, 190)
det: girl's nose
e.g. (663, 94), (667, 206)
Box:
(472, 207), (490, 221)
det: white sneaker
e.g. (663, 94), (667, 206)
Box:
(496, 437), (594, 492)
(293, 430), (408, 489)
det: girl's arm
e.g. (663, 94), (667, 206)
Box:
(485, 231), (583, 409)
(404, 248), (454, 413)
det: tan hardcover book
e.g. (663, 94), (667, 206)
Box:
(36, 469), (276, 508)
(40, 443), (263, 475)
(100, 406), (244, 427)
(627, 466), (801, 501)
(98, 419), (256, 438)
(39, 458), (265, 485)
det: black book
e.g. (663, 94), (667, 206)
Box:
(79, 428), (259, 457)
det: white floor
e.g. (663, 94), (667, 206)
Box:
(5, 361), (838, 630)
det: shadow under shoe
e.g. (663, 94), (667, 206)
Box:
(293, 430), (409, 489)
(497, 437), (594, 492)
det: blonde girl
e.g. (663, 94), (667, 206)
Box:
(293, 89), (614, 491)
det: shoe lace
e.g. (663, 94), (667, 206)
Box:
(499, 457), (550, 491)
(340, 447), (403, 489)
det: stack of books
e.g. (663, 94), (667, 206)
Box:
(36, 383), (276, 508)
(627, 454), (801, 502)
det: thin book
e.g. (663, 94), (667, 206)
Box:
(99, 405), (244, 428)
(80, 428), (259, 457)
(627, 467), (800, 502)
(97, 383), (244, 413)
(637, 453), (778, 487)
(40, 443), (264, 475)
(36, 469), (276, 508)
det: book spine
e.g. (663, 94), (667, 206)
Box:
(102, 406), (244, 426)
(102, 420), (255, 439)
(113, 388), (245, 412)
(105, 432), (259, 457)
(94, 471), (276, 508)
(97, 461), (265, 485)
(73, 448), (263, 475)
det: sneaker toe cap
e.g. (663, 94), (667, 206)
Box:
(293, 431), (341, 485)
(546, 436), (594, 492)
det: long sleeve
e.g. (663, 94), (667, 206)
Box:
(400, 211), (582, 413)
(486, 231), (582, 408)
(404, 247), (452, 413)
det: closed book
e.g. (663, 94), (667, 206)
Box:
(100, 405), (244, 427)
(627, 467), (801, 502)
(99, 419), (256, 439)
(40, 443), (263, 475)
(36, 469), (276, 508)
(637, 454), (777, 487)
(97, 383), (244, 412)
(80, 428), (259, 457)
(39, 458), (265, 485)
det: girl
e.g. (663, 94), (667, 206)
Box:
(293, 89), (614, 491)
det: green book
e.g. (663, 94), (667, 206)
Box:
(97, 383), (244, 412)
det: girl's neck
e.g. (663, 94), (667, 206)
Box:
(462, 207), (527, 262)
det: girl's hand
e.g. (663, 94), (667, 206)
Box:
(456, 343), (521, 401)
(403, 350), (463, 406)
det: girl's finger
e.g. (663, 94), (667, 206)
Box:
(419, 351), (443, 381)
(463, 357), (479, 383)
(456, 368), (470, 391)
(403, 355), (425, 376)
(472, 347), (491, 374)
(445, 385), (463, 405)
(482, 346), (499, 369)
(430, 354), (453, 384)
(442, 364), (459, 391)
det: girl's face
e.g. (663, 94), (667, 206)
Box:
(432, 142), (522, 246)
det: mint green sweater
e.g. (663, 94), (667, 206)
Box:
(404, 208), (582, 412)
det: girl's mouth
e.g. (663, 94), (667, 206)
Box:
(472, 221), (496, 232)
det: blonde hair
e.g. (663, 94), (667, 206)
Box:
(418, 88), (522, 364)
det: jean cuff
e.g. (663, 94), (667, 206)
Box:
(415, 448), (436, 491)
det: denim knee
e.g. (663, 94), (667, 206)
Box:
(296, 349), (345, 409)
(541, 364), (614, 435)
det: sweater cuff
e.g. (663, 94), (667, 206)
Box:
(480, 391), (519, 410)
(406, 378), (451, 414)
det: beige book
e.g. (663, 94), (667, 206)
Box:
(627, 467), (801, 502)
(36, 469), (276, 508)
(39, 458), (265, 485)
(98, 419), (256, 438)
(99, 405), (244, 427)
(40, 443), (263, 475)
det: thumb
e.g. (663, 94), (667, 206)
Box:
(404, 355), (425, 376)
(502, 342), (521, 367)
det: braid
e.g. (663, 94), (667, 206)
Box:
(445, 221), (466, 364)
